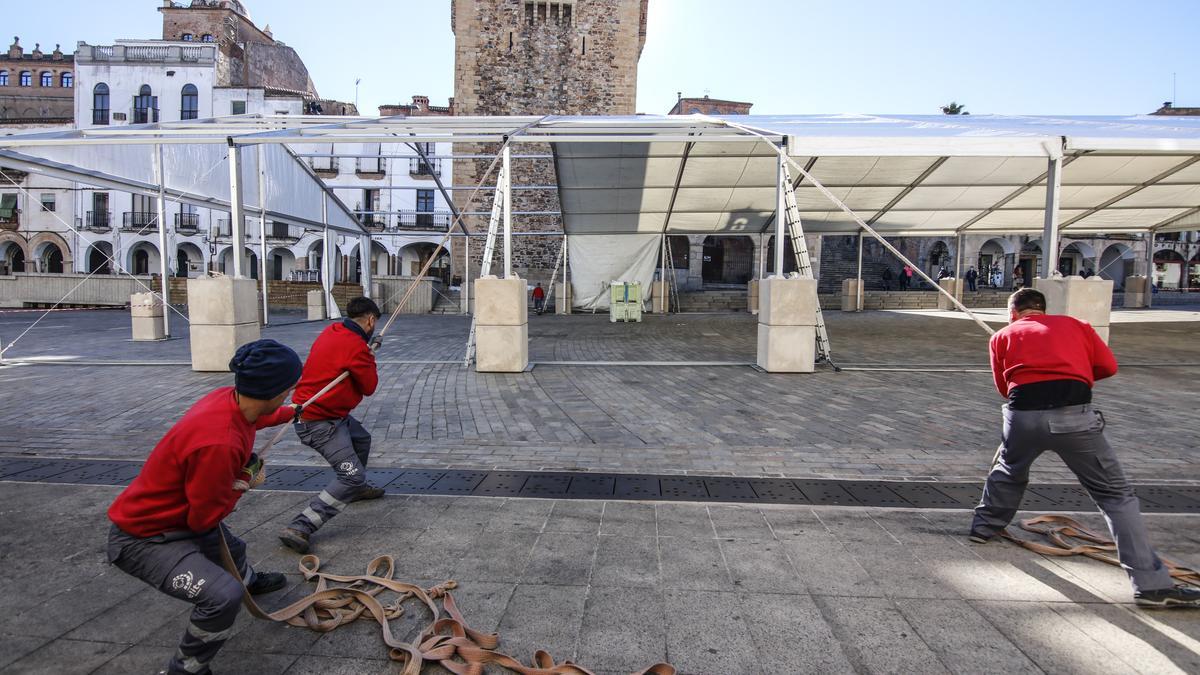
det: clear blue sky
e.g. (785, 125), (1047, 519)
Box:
(15, 0), (1198, 116)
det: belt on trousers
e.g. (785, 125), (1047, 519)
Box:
(217, 529), (675, 675)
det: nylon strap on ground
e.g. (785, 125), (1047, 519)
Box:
(1002, 514), (1200, 587)
(218, 529), (675, 674)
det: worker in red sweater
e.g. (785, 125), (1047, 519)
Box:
(972, 288), (1198, 608)
(106, 339), (304, 675)
(279, 296), (383, 553)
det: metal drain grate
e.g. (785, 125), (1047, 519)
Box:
(4, 456), (1200, 513)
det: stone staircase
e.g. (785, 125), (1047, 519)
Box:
(430, 287), (462, 315)
(674, 288), (747, 312)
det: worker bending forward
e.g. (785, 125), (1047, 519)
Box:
(971, 288), (1199, 608)
(106, 339), (304, 674)
(280, 296), (384, 553)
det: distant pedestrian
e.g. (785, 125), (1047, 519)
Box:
(965, 266), (978, 292)
(970, 288), (1200, 608)
(937, 266), (952, 280)
(1080, 266), (1095, 279)
(900, 265), (914, 290)
(1012, 267), (1025, 290)
(881, 267), (893, 290)
(991, 263), (1003, 288)
(532, 282), (546, 314)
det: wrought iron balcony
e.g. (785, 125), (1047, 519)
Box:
(122, 211), (160, 234)
(85, 211), (112, 231)
(396, 210), (451, 231)
(355, 157), (386, 177)
(175, 212), (200, 234)
(266, 222), (304, 242)
(409, 157), (441, 177)
(355, 212), (388, 232)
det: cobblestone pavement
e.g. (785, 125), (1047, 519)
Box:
(1, 483), (1198, 675)
(1, 307), (1198, 483)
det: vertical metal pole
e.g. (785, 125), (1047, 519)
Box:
(360, 234), (372, 298)
(462, 234), (470, 315)
(1041, 154), (1062, 279)
(227, 140), (245, 278)
(257, 145), (269, 324)
(502, 143), (512, 278)
(562, 233), (569, 310)
(757, 232), (766, 279)
(153, 144), (171, 337)
(855, 230), (864, 311)
(322, 195), (339, 319)
(774, 151), (785, 276)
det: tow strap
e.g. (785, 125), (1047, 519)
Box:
(1003, 514), (1200, 587)
(219, 530), (675, 675)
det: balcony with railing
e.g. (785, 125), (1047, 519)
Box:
(0, 208), (17, 231)
(396, 210), (451, 231)
(409, 157), (442, 178)
(309, 157), (338, 176)
(175, 212), (200, 235)
(355, 212), (388, 232)
(355, 157), (386, 178)
(266, 222), (304, 243)
(121, 211), (161, 234)
(213, 219), (232, 239)
(76, 42), (217, 66)
(86, 211), (112, 232)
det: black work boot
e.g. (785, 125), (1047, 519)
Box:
(354, 485), (385, 501)
(278, 527), (311, 554)
(1135, 585), (1200, 609)
(247, 571), (287, 595)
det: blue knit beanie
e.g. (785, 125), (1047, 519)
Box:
(228, 339), (303, 400)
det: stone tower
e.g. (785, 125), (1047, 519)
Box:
(450, 0), (649, 282)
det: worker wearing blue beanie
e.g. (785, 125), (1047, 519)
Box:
(229, 339), (303, 400)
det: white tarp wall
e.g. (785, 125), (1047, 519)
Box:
(567, 233), (659, 311)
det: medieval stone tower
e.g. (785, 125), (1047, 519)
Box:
(450, 0), (649, 282)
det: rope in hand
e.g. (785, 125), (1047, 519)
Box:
(218, 529), (674, 675)
(1001, 514), (1200, 587)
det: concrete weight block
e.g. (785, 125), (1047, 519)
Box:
(937, 279), (961, 311)
(475, 323), (528, 373)
(840, 279), (860, 312)
(130, 292), (163, 318)
(759, 277), (818, 326)
(474, 276), (528, 326)
(307, 290), (326, 321)
(556, 282), (572, 315)
(756, 323), (816, 373)
(186, 276), (259, 325)
(1034, 276), (1113, 328)
(189, 322), (261, 372)
(131, 317), (165, 341)
(748, 279), (760, 314)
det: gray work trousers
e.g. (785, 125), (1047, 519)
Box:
(289, 415), (372, 534)
(972, 404), (1174, 593)
(107, 523), (254, 675)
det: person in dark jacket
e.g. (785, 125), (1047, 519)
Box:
(106, 339), (302, 675)
(965, 266), (978, 292)
(279, 297), (384, 553)
(881, 267), (893, 290)
(971, 288), (1199, 608)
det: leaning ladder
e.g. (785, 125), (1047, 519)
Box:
(663, 236), (680, 312)
(463, 164), (507, 367)
(780, 163), (833, 364)
(542, 237), (566, 315)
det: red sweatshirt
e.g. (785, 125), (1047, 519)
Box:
(989, 314), (1118, 398)
(294, 321), (378, 420)
(108, 387), (294, 537)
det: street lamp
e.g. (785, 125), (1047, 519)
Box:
(355, 78), (361, 113)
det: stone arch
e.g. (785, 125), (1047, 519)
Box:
(1098, 243), (1134, 289)
(1153, 249), (1186, 289)
(1058, 241), (1097, 276)
(0, 233), (28, 274)
(763, 235), (798, 275)
(700, 235), (754, 285)
(127, 240), (160, 276)
(28, 232), (70, 274)
(398, 241), (450, 281)
(267, 247), (296, 281)
(976, 238), (1015, 288)
(85, 241), (114, 274)
(176, 242), (205, 277)
(218, 246), (258, 279)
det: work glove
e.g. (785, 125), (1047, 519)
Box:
(369, 336), (383, 351)
(291, 403), (303, 423)
(233, 452), (266, 492)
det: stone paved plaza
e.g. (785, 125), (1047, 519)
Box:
(1, 307), (1198, 483)
(2, 306), (1200, 674)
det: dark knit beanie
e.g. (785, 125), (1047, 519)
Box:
(228, 339), (303, 400)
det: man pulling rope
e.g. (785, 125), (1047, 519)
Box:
(970, 288), (1200, 608)
(105, 339), (305, 675)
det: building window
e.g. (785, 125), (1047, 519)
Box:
(201, 34), (215, 43)
(40, 193), (55, 212)
(416, 189), (435, 212)
(92, 83), (110, 125)
(181, 33), (194, 41)
(0, 71), (7, 87)
(180, 84), (198, 120)
(133, 84), (158, 124)
(60, 72), (72, 88)
(40, 71), (52, 87)
(19, 71), (31, 87)
(231, 100), (246, 115)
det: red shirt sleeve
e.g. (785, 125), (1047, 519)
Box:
(989, 332), (1008, 398)
(254, 405), (295, 430)
(348, 344), (379, 397)
(183, 444), (243, 532)
(1088, 324), (1118, 381)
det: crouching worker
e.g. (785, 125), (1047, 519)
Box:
(106, 339), (305, 675)
(971, 288), (1199, 608)
(279, 296), (383, 554)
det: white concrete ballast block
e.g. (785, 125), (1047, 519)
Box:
(758, 276), (818, 325)
(130, 292), (165, 341)
(474, 276), (528, 373)
(756, 277), (819, 373)
(187, 276), (261, 371)
(307, 289), (326, 321)
(1034, 275), (1115, 343)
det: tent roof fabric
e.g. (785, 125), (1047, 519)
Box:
(1, 113), (1198, 236)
